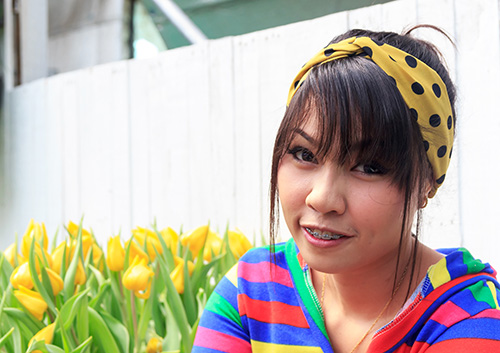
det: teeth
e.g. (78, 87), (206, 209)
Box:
(306, 227), (344, 240)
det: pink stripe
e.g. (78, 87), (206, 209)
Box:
(194, 326), (251, 352)
(430, 301), (470, 327)
(473, 308), (500, 319)
(238, 261), (294, 288)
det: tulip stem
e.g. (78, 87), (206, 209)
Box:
(130, 291), (138, 353)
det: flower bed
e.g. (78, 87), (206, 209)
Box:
(0, 219), (253, 353)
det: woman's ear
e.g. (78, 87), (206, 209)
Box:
(419, 176), (433, 209)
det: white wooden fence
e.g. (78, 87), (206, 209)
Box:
(2, 0), (500, 269)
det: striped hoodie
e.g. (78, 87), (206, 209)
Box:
(193, 239), (500, 352)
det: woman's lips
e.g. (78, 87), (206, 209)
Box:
(302, 226), (353, 248)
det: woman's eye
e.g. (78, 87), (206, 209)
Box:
(288, 146), (317, 163)
(355, 162), (387, 175)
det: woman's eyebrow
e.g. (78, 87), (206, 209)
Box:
(293, 128), (316, 144)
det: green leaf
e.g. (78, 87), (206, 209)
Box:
(63, 218), (84, 302)
(46, 343), (66, 353)
(87, 307), (121, 353)
(156, 254), (192, 353)
(163, 303), (181, 352)
(70, 336), (93, 353)
(97, 309), (129, 353)
(182, 253), (197, 326)
(0, 327), (14, 350)
(58, 288), (90, 331)
(88, 281), (111, 308)
(3, 308), (44, 333)
(76, 292), (89, 343)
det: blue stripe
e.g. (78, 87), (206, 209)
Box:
(199, 310), (249, 341)
(434, 317), (500, 342)
(244, 318), (322, 346)
(214, 277), (238, 310)
(239, 278), (299, 305)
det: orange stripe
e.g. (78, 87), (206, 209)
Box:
(238, 294), (309, 328)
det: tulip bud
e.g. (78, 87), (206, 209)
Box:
(67, 220), (92, 239)
(125, 240), (149, 265)
(29, 323), (55, 348)
(170, 256), (195, 294)
(10, 262), (34, 290)
(181, 225), (223, 261)
(51, 242), (69, 275)
(146, 337), (162, 353)
(106, 236), (125, 272)
(13, 286), (47, 321)
(228, 229), (253, 259)
(4, 243), (25, 267)
(74, 261), (87, 286)
(122, 256), (154, 299)
(132, 227), (162, 262)
(160, 227), (179, 255)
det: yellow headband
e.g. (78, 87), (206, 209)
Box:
(287, 36), (454, 197)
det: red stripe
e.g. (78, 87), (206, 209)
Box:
(194, 326), (251, 352)
(238, 293), (309, 328)
(239, 261), (294, 288)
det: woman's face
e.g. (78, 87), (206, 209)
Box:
(277, 117), (416, 275)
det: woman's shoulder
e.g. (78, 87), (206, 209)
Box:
(239, 239), (294, 264)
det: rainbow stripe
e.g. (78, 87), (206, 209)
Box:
(193, 241), (500, 352)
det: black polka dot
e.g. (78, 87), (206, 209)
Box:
(405, 55), (417, 68)
(429, 114), (441, 127)
(324, 48), (335, 57)
(423, 140), (429, 151)
(437, 145), (447, 158)
(389, 55), (396, 62)
(449, 147), (453, 158)
(363, 46), (373, 57)
(447, 116), (452, 130)
(412, 82), (424, 95)
(294, 80), (300, 89)
(373, 39), (384, 46)
(432, 84), (441, 98)
(436, 174), (446, 185)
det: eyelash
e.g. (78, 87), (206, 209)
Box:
(287, 146), (317, 164)
(354, 162), (388, 175)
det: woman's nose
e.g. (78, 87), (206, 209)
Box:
(305, 167), (347, 215)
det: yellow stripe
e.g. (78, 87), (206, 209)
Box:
(251, 340), (323, 353)
(428, 258), (451, 289)
(225, 263), (239, 287)
(487, 281), (500, 309)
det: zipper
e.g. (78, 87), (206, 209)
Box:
(303, 266), (325, 322)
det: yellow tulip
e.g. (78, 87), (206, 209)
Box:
(51, 242), (70, 275)
(146, 337), (162, 353)
(91, 243), (105, 271)
(228, 229), (253, 259)
(132, 227), (163, 262)
(170, 256), (195, 294)
(81, 233), (94, 259)
(21, 220), (49, 258)
(41, 268), (64, 296)
(13, 286), (47, 321)
(123, 256), (154, 299)
(125, 239), (149, 264)
(29, 323), (55, 348)
(106, 236), (125, 272)
(67, 220), (91, 239)
(4, 243), (25, 267)
(160, 227), (179, 255)
(10, 262), (34, 290)
(181, 225), (223, 261)
(74, 261), (87, 286)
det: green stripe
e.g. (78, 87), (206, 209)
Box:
(205, 291), (243, 329)
(285, 239), (329, 341)
(469, 281), (497, 309)
(460, 248), (486, 274)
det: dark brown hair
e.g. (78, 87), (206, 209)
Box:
(269, 26), (457, 296)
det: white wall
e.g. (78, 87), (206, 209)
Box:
(1, 0), (499, 270)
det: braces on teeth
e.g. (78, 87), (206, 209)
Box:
(306, 227), (344, 240)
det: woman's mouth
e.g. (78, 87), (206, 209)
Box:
(305, 227), (347, 240)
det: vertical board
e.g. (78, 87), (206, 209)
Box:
(454, 0), (500, 269)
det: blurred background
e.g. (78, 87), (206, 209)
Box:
(1, 0), (499, 269)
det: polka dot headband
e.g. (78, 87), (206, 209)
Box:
(287, 36), (454, 197)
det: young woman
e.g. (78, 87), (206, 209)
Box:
(192, 27), (500, 353)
